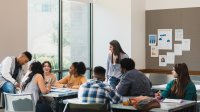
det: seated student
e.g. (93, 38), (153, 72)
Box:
(0, 51), (32, 93)
(42, 61), (57, 86)
(41, 61), (57, 112)
(116, 58), (152, 96)
(155, 63), (197, 101)
(78, 66), (121, 104)
(21, 61), (52, 112)
(55, 62), (87, 89)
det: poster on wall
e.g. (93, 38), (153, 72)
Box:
(158, 29), (172, 50)
(175, 29), (183, 41)
(174, 44), (182, 55)
(151, 46), (159, 57)
(159, 55), (167, 66)
(166, 52), (175, 64)
(182, 39), (191, 51)
(149, 34), (157, 46)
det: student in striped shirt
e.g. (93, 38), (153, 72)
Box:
(78, 66), (121, 104)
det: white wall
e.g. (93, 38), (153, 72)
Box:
(131, 0), (146, 69)
(93, 0), (131, 68)
(146, 0), (200, 10)
(0, 0), (27, 61)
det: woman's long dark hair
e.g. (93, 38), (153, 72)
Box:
(110, 40), (126, 63)
(22, 61), (44, 90)
(171, 63), (191, 98)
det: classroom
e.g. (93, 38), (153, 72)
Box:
(0, 0), (200, 112)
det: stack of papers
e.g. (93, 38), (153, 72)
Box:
(162, 98), (183, 103)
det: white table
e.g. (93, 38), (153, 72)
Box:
(42, 88), (78, 112)
(42, 88), (78, 98)
(112, 97), (196, 112)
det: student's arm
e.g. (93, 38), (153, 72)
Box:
(1, 57), (16, 84)
(161, 80), (174, 98)
(105, 53), (111, 81)
(116, 74), (131, 96)
(184, 82), (197, 100)
(35, 74), (51, 94)
(105, 85), (122, 104)
(55, 75), (69, 88)
(71, 76), (87, 89)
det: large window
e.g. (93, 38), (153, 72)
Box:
(28, 0), (92, 79)
(28, 0), (59, 70)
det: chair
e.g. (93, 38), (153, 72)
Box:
(3, 92), (35, 112)
(63, 98), (109, 112)
(0, 91), (4, 109)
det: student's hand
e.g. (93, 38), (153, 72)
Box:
(104, 87), (111, 92)
(46, 83), (51, 92)
(63, 83), (73, 88)
(155, 92), (161, 100)
(15, 82), (20, 88)
(66, 83), (73, 88)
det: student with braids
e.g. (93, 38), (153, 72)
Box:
(155, 63), (197, 101)
(21, 61), (52, 112)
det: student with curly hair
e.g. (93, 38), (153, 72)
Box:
(55, 62), (87, 89)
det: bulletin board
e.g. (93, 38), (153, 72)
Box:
(145, 7), (200, 71)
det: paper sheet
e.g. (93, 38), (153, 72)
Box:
(149, 34), (157, 46)
(158, 29), (172, 50)
(151, 46), (159, 57)
(182, 39), (190, 51)
(166, 52), (175, 64)
(159, 55), (167, 66)
(174, 44), (182, 55)
(162, 98), (183, 103)
(175, 29), (183, 41)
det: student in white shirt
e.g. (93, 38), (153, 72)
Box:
(0, 51), (32, 93)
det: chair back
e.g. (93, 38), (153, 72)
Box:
(63, 99), (109, 112)
(3, 92), (35, 112)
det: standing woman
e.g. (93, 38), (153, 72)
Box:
(21, 61), (52, 112)
(55, 62), (87, 89)
(106, 40), (128, 89)
(155, 63), (196, 101)
(42, 61), (57, 86)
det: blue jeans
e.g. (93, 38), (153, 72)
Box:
(1, 82), (15, 93)
(108, 76), (120, 89)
